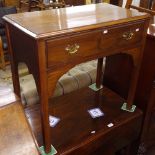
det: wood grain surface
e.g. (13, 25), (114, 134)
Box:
(3, 3), (149, 38)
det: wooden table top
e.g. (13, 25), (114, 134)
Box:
(3, 3), (149, 39)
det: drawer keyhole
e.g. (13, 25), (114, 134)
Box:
(65, 44), (80, 54)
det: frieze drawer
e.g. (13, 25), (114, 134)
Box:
(99, 22), (144, 53)
(46, 31), (101, 68)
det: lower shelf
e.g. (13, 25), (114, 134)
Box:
(25, 86), (142, 154)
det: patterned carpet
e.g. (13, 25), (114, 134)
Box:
(0, 60), (99, 106)
(0, 63), (39, 106)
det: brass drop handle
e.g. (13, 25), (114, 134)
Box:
(123, 32), (134, 40)
(65, 44), (80, 54)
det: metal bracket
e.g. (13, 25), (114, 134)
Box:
(39, 145), (57, 155)
(89, 83), (103, 91)
(121, 102), (136, 112)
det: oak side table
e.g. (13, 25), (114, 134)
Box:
(4, 3), (150, 154)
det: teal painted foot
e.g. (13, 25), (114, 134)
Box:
(89, 83), (103, 91)
(121, 103), (136, 112)
(39, 145), (57, 155)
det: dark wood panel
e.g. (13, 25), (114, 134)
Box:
(8, 24), (40, 95)
(65, 0), (85, 6)
(103, 16), (155, 146)
(135, 36), (155, 111)
(110, 0), (120, 5)
(25, 86), (143, 155)
(103, 54), (133, 99)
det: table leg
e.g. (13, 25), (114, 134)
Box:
(5, 23), (21, 97)
(96, 58), (103, 88)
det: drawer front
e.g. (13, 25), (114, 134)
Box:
(46, 31), (101, 68)
(46, 22), (144, 69)
(99, 22), (144, 52)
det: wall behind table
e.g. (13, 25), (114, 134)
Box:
(4, 0), (140, 7)
(5, 0), (19, 7)
(4, 0), (111, 7)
